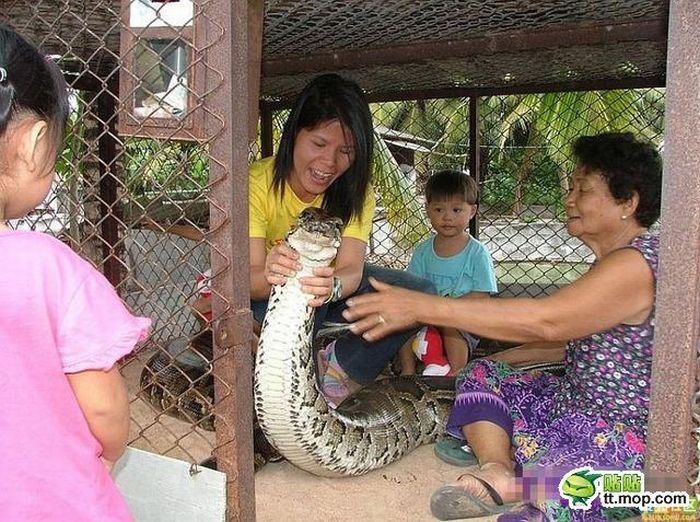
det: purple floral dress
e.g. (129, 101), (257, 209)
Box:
(445, 234), (658, 521)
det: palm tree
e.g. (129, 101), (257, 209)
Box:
(493, 89), (665, 209)
(371, 89), (664, 230)
(371, 130), (429, 252)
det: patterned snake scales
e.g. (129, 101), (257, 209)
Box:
(141, 207), (455, 475)
(254, 207), (453, 476)
(142, 208), (564, 474)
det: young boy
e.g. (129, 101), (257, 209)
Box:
(400, 170), (498, 376)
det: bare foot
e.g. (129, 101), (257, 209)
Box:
(431, 463), (521, 520)
(453, 462), (520, 505)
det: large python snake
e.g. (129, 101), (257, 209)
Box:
(140, 207), (454, 475)
(139, 330), (283, 471)
(141, 207), (563, 475)
(254, 207), (453, 476)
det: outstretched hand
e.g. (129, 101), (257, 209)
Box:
(342, 277), (423, 341)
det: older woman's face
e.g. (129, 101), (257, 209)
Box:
(289, 119), (355, 203)
(565, 165), (627, 240)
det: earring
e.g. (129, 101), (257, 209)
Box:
(621, 215), (628, 220)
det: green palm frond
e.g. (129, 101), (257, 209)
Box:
(372, 130), (429, 249)
(431, 99), (470, 170)
(497, 94), (541, 150)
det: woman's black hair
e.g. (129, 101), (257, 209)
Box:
(572, 132), (662, 227)
(0, 24), (69, 150)
(273, 74), (374, 225)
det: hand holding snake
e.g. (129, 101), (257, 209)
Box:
(265, 241), (334, 307)
(264, 242), (301, 285)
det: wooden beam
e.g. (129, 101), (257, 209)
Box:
(363, 77), (667, 103)
(264, 76), (666, 111)
(263, 20), (668, 77)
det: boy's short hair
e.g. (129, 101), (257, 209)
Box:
(425, 170), (478, 205)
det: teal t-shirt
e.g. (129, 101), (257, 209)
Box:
(407, 235), (498, 297)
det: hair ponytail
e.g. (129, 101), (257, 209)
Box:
(0, 78), (15, 135)
(0, 24), (69, 143)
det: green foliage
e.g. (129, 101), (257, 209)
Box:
(119, 139), (210, 224)
(372, 131), (429, 249)
(371, 98), (471, 173)
(123, 138), (209, 195)
(482, 148), (564, 216)
(54, 91), (85, 185)
(55, 88), (665, 232)
(478, 89), (664, 218)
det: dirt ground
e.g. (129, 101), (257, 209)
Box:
(122, 354), (500, 521)
(255, 445), (498, 522)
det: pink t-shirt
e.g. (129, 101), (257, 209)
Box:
(0, 230), (151, 521)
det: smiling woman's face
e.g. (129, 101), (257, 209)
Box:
(288, 119), (355, 203)
(564, 165), (628, 241)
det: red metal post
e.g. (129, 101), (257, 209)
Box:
(203, 0), (264, 519)
(645, 0), (700, 491)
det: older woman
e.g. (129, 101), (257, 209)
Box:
(343, 132), (662, 520)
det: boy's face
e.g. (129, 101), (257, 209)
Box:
(426, 196), (476, 238)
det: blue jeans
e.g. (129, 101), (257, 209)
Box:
(251, 264), (436, 384)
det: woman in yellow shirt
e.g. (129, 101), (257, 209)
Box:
(249, 74), (435, 407)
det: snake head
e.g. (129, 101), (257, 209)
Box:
(291, 207), (343, 244)
(286, 208), (343, 264)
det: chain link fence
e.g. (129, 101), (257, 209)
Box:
(4, 0), (697, 509)
(265, 90), (665, 298)
(3, 0), (228, 474)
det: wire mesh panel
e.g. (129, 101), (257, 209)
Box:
(4, 0), (693, 512)
(478, 89), (665, 296)
(262, 91), (665, 299)
(1, 0), (256, 503)
(342, 91), (665, 296)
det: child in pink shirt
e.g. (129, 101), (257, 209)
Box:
(0, 25), (150, 521)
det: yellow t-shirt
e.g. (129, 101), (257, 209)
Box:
(248, 156), (376, 252)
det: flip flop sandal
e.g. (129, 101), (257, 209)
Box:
(433, 437), (478, 467)
(430, 473), (519, 520)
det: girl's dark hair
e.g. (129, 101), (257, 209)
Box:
(0, 24), (69, 150)
(273, 74), (374, 225)
(426, 170), (478, 204)
(572, 132), (662, 227)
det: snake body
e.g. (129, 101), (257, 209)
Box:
(139, 330), (283, 470)
(141, 208), (565, 475)
(254, 207), (453, 476)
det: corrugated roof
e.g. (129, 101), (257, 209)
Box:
(1, 0), (668, 98)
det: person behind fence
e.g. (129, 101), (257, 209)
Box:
(343, 132), (661, 520)
(0, 25), (151, 521)
(398, 170), (497, 377)
(249, 73), (435, 408)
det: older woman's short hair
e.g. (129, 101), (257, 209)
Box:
(572, 132), (662, 227)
